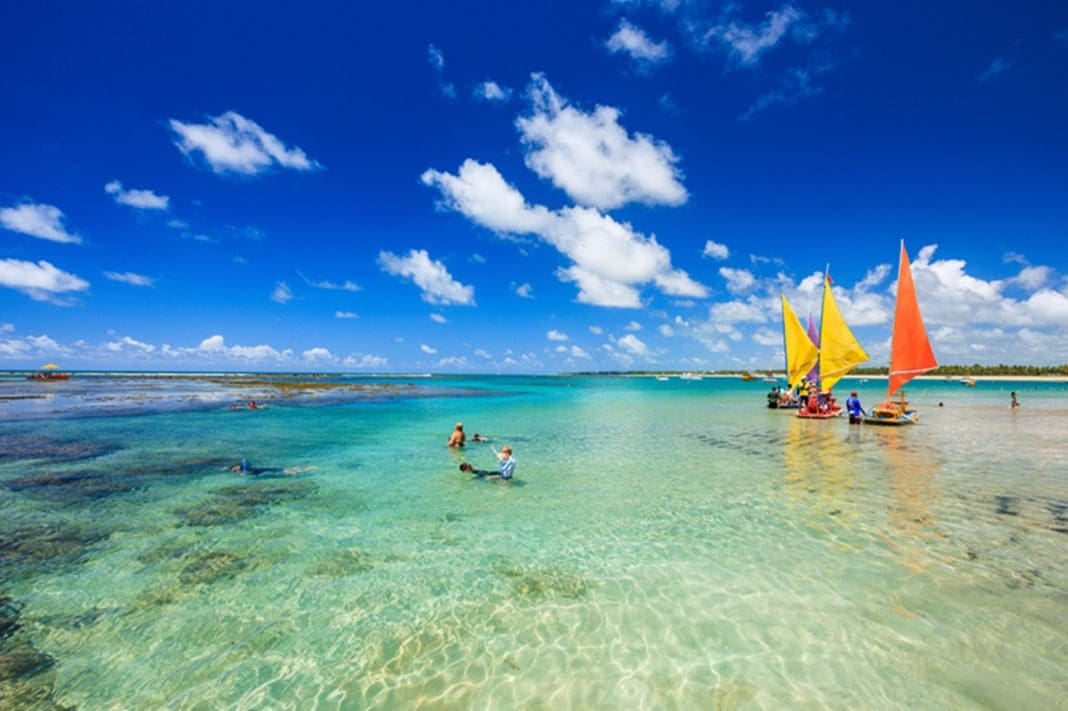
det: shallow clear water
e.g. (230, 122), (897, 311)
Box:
(2, 375), (1066, 709)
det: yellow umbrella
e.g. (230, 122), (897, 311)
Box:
(40, 363), (61, 370)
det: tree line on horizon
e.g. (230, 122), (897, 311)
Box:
(575, 364), (1068, 377)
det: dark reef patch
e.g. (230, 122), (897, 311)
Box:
(492, 562), (595, 600)
(178, 550), (247, 586)
(173, 479), (317, 528)
(0, 523), (110, 580)
(0, 433), (118, 464)
(0, 595), (71, 711)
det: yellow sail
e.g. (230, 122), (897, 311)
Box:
(818, 276), (868, 391)
(781, 294), (818, 389)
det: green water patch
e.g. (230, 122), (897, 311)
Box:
(686, 429), (787, 459)
(5, 469), (146, 501)
(178, 550), (247, 586)
(0, 522), (111, 580)
(307, 549), (408, 578)
(3, 457), (234, 506)
(491, 561), (596, 600)
(135, 546), (265, 610)
(0, 596), (70, 711)
(0, 433), (118, 464)
(172, 479), (318, 528)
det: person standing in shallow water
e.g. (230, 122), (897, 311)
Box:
(845, 391), (866, 424)
(1011, 391), (1019, 410)
(447, 422), (466, 448)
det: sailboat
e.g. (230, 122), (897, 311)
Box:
(771, 294), (818, 409)
(865, 242), (938, 425)
(797, 273), (869, 419)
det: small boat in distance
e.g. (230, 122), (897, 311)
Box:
(865, 242), (938, 426)
(960, 377), (976, 387)
(27, 363), (70, 381)
(679, 372), (703, 380)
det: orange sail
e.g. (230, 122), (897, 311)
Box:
(888, 242), (937, 396)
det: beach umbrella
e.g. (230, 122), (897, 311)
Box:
(40, 363), (61, 370)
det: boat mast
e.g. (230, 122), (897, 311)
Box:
(817, 263), (829, 391)
(886, 241), (902, 401)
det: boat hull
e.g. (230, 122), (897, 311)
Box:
(863, 415), (917, 426)
(797, 407), (842, 419)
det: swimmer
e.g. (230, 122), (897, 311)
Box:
(460, 445), (515, 480)
(471, 433), (490, 442)
(447, 422), (466, 448)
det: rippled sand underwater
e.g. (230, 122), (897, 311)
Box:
(1, 375), (1066, 709)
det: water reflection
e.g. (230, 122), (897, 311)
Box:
(782, 416), (859, 531)
(871, 428), (943, 574)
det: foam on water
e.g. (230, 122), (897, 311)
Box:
(1, 376), (1066, 708)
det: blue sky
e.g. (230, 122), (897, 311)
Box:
(2, 1), (1066, 372)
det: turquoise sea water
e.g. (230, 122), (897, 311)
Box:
(2, 375), (1067, 709)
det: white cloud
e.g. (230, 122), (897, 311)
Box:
(1009, 266), (1051, 292)
(169, 111), (321, 175)
(606, 20), (670, 64)
(568, 345), (591, 359)
(708, 299), (767, 324)
(430, 313), (447, 324)
(0, 203), (82, 244)
(1, 323), (12, 333)
(705, 4), (802, 64)
(423, 159), (706, 307)
(547, 329), (569, 341)
(740, 65), (826, 121)
(159, 334), (292, 363)
(104, 180), (169, 210)
(617, 333), (649, 355)
(105, 336), (155, 353)
(271, 281), (294, 304)
(104, 271), (155, 287)
(420, 344), (438, 354)
(343, 353), (387, 368)
(303, 347), (335, 363)
(513, 282), (534, 298)
(335, 311), (358, 319)
(977, 57), (1013, 82)
(856, 264), (891, 291)
(752, 328), (781, 346)
(427, 44), (445, 70)
(300, 272), (361, 291)
(589, 325), (604, 335)
(475, 81), (512, 102)
(0, 259), (90, 304)
(378, 249), (475, 305)
(659, 324), (675, 337)
(422, 159), (554, 235)
(516, 74), (687, 210)
(719, 266), (757, 294)
(437, 356), (469, 368)
(625, 320), (642, 331)
(703, 240), (730, 260)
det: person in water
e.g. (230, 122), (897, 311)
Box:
(471, 433), (490, 442)
(230, 458), (312, 476)
(845, 391), (866, 424)
(447, 422), (466, 448)
(1010, 391), (1019, 409)
(459, 445), (515, 480)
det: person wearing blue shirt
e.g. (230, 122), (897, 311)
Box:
(845, 391), (866, 424)
(459, 444), (516, 480)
